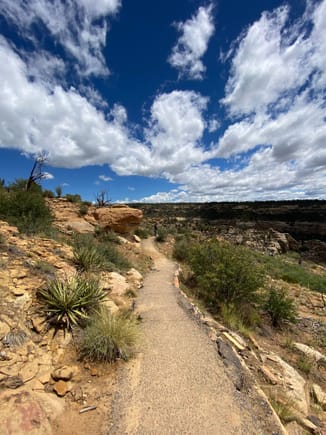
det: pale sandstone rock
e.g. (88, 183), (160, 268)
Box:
(133, 234), (141, 243)
(285, 421), (306, 435)
(31, 317), (45, 334)
(64, 220), (94, 234)
(222, 332), (246, 352)
(265, 353), (309, 415)
(260, 365), (278, 385)
(294, 342), (326, 364)
(51, 365), (75, 381)
(11, 286), (28, 297)
(93, 206), (143, 234)
(0, 321), (10, 340)
(101, 272), (129, 296)
(126, 268), (143, 289)
(38, 369), (53, 385)
(103, 299), (119, 314)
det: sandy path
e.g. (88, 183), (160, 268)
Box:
(109, 238), (273, 434)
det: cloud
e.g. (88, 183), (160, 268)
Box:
(43, 172), (54, 180)
(168, 4), (215, 80)
(135, 1), (326, 202)
(0, 0), (325, 203)
(0, 37), (134, 167)
(112, 90), (210, 176)
(220, 2), (324, 117)
(0, 39), (209, 180)
(99, 174), (112, 181)
(0, 0), (121, 77)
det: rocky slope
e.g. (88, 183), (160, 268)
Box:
(0, 200), (146, 435)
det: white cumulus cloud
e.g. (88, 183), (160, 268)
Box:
(0, 0), (121, 77)
(168, 4), (215, 80)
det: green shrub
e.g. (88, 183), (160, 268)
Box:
(156, 228), (168, 243)
(65, 193), (82, 203)
(264, 287), (297, 328)
(73, 233), (130, 272)
(134, 228), (150, 239)
(78, 203), (89, 216)
(0, 181), (52, 235)
(95, 227), (120, 244)
(55, 186), (62, 197)
(98, 243), (131, 271)
(173, 237), (194, 262)
(188, 241), (264, 315)
(269, 396), (295, 423)
(37, 275), (106, 329)
(79, 308), (140, 362)
(43, 189), (54, 198)
(296, 355), (314, 374)
(73, 244), (105, 272)
(257, 254), (326, 294)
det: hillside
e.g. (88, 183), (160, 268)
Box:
(0, 199), (148, 435)
(0, 197), (326, 434)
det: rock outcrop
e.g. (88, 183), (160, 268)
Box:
(93, 205), (143, 234)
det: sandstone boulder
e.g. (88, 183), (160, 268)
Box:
(93, 206), (143, 234)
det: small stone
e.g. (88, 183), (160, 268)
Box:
(260, 365), (278, 385)
(31, 317), (45, 334)
(90, 367), (99, 376)
(53, 380), (68, 397)
(11, 287), (27, 296)
(133, 235), (141, 243)
(208, 329), (218, 342)
(0, 320), (10, 340)
(52, 365), (74, 381)
(38, 369), (53, 385)
(222, 332), (246, 351)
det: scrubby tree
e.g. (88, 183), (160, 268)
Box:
(95, 190), (110, 207)
(55, 186), (62, 197)
(25, 153), (48, 191)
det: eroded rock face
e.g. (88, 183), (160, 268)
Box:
(93, 206), (143, 234)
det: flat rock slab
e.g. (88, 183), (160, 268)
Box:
(0, 390), (52, 435)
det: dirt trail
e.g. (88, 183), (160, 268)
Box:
(109, 238), (276, 434)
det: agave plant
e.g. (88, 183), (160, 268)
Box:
(37, 275), (107, 329)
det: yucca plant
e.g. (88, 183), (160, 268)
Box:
(37, 275), (107, 329)
(79, 308), (140, 362)
(73, 245), (105, 272)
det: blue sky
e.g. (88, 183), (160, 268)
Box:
(0, 0), (325, 203)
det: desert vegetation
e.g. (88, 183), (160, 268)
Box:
(0, 178), (53, 235)
(0, 179), (140, 364)
(173, 237), (299, 329)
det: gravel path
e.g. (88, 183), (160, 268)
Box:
(109, 238), (277, 434)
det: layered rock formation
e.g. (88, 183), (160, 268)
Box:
(93, 205), (143, 234)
